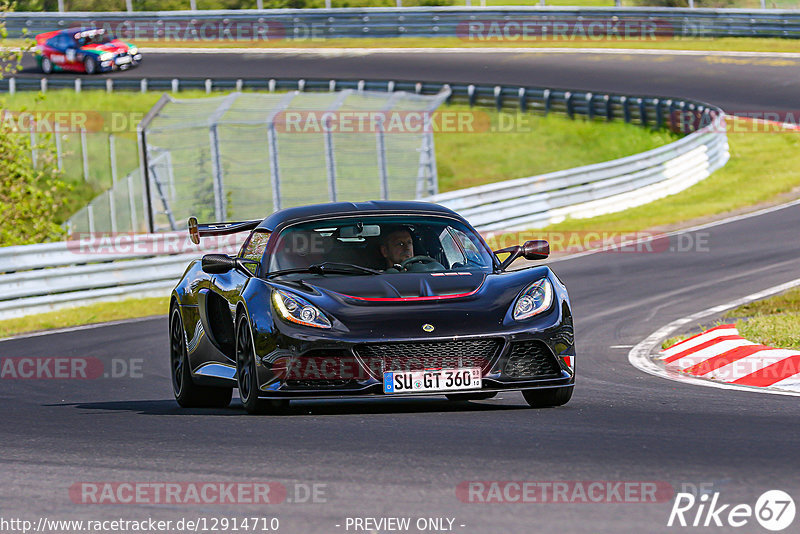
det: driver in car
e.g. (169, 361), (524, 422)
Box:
(380, 225), (445, 272)
(380, 227), (415, 269)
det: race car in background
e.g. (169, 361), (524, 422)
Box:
(34, 28), (142, 74)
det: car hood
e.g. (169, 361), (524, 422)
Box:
(300, 271), (486, 301)
(81, 40), (130, 54)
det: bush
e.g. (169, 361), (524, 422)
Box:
(0, 1), (67, 246)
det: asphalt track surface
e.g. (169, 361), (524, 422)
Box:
(3, 50), (800, 533)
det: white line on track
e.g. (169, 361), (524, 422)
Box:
(627, 277), (800, 397)
(138, 46), (800, 59)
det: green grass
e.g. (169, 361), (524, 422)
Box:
(524, 118), (800, 236)
(0, 296), (168, 338)
(725, 287), (800, 350)
(436, 108), (679, 191)
(661, 288), (800, 351)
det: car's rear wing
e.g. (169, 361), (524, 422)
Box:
(188, 216), (262, 245)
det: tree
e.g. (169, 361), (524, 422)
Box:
(0, 1), (68, 245)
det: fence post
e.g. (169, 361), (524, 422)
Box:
(209, 125), (226, 221)
(518, 87), (527, 112)
(494, 85), (502, 111)
(324, 117), (337, 202)
(109, 134), (119, 187)
(81, 128), (90, 182)
(87, 204), (95, 234)
(267, 122), (282, 212)
(128, 174), (139, 233)
(375, 116), (389, 201)
(467, 84), (476, 107)
(190, 0), (197, 10)
(126, 0), (133, 11)
(8, 77), (14, 95)
(622, 96), (631, 123)
(586, 92), (594, 120)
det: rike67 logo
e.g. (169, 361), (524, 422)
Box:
(668, 490), (795, 531)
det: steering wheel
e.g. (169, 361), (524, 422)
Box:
(395, 255), (444, 273)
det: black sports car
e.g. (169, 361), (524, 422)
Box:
(170, 201), (575, 413)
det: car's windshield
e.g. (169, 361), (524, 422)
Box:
(265, 216), (494, 275)
(75, 31), (113, 46)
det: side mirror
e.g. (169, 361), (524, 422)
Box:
(201, 254), (236, 274)
(494, 240), (550, 270)
(522, 240), (549, 260)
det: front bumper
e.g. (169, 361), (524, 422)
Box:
(252, 311), (575, 400)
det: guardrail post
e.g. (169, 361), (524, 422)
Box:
(329, 80), (336, 92)
(81, 127), (90, 182)
(414, 82), (421, 94)
(622, 96), (631, 123)
(236, 79), (244, 91)
(375, 116), (389, 201)
(494, 85), (502, 111)
(358, 80), (366, 92)
(126, 0), (133, 11)
(9, 77), (15, 95)
(668, 100), (677, 131)
(604, 94), (613, 121)
(586, 92), (594, 120)
(565, 92), (574, 119)
(74, 78), (81, 93)
(638, 98), (647, 127)
(324, 116), (337, 202)
(654, 98), (663, 129)
(388, 81), (395, 93)
(140, 78), (148, 93)
(205, 79), (212, 94)
(543, 89), (551, 116)
(171, 78), (179, 93)
(268, 79), (276, 92)
(106, 78), (113, 93)
(467, 84), (476, 107)
(40, 78), (47, 93)
(518, 88), (527, 112)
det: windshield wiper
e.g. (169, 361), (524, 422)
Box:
(266, 262), (382, 278)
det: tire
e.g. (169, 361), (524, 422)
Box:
(83, 55), (97, 75)
(170, 306), (233, 408)
(522, 386), (573, 408)
(445, 392), (497, 401)
(236, 313), (289, 415)
(40, 56), (53, 74)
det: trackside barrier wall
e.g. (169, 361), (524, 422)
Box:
(6, 8), (800, 39)
(0, 77), (727, 318)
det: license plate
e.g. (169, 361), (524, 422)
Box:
(383, 367), (482, 394)
(116, 56), (131, 64)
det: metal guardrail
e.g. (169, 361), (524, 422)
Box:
(6, 7), (800, 40)
(0, 75), (727, 319)
(0, 233), (242, 320)
(429, 118), (728, 231)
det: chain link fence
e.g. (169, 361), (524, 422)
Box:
(67, 88), (448, 234)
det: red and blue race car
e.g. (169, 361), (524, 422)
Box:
(35, 28), (142, 75)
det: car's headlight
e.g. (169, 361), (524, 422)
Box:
(99, 52), (113, 61)
(512, 278), (554, 321)
(129, 47), (138, 55)
(272, 290), (331, 329)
